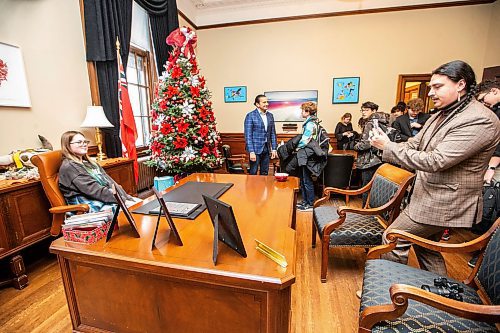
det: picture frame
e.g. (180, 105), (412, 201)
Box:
(332, 77), (360, 104)
(0, 42), (31, 107)
(224, 86), (247, 103)
(265, 90), (318, 122)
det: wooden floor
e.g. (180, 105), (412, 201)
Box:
(0, 199), (477, 333)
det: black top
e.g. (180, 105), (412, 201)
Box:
(392, 113), (431, 142)
(334, 122), (355, 149)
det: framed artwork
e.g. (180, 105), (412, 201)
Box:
(332, 77), (360, 104)
(224, 86), (247, 103)
(265, 90), (318, 122)
(0, 42), (31, 107)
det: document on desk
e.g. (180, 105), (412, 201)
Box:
(132, 181), (234, 219)
(148, 202), (200, 217)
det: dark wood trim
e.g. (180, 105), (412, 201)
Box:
(178, 10), (198, 30)
(194, 0), (494, 30)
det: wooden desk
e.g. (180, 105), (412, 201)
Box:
(51, 173), (299, 333)
(0, 158), (136, 289)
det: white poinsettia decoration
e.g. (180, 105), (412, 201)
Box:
(181, 146), (197, 162)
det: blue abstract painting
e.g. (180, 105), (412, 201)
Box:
(332, 77), (360, 104)
(224, 86), (247, 103)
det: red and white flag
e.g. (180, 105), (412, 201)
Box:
(117, 51), (138, 183)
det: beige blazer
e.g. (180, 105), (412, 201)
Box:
(383, 100), (500, 227)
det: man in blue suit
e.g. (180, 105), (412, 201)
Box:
(244, 95), (277, 175)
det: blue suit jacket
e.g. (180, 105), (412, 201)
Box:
(244, 109), (277, 154)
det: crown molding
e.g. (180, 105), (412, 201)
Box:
(177, 0), (495, 30)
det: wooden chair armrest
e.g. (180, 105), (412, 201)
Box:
(322, 216), (347, 236)
(337, 205), (386, 216)
(385, 221), (498, 253)
(49, 204), (89, 215)
(367, 218), (500, 260)
(232, 154), (247, 158)
(360, 284), (500, 330)
(323, 185), (369, 197)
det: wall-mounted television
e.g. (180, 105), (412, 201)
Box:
(264, 90), (318, 122)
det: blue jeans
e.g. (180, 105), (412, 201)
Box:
(249, 144), (270, 175)
(300, 166), (315, 206)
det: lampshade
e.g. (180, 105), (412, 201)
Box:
(81, 106), (114, 128)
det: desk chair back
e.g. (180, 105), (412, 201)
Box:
(322, 154), (354, 189)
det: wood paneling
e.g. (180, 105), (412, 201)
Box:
(220, 132), (338, 157)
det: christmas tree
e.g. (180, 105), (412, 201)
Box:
(148, 27), (223, 174)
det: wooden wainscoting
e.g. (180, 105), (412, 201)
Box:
(220, 133), (338, 157)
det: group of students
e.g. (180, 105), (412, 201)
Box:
(58, 60), (499, 278)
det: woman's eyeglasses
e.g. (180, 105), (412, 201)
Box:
(70, 140), (90, 146)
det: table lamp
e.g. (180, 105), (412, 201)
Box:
(81, 106), (114, 161)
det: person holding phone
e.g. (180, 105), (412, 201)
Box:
(58, 131), (140, 213)
(354, 101), (389, 205)
(370, 60), (500, 275)
(334, 113), (358, 149)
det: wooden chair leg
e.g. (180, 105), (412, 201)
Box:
(312, 221), (317, 248)
(321, 238), (329, 283)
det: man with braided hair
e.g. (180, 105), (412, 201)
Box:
(370, 60), (500, 275)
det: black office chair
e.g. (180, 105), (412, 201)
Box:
(322, 154), (354, 189)
(221, 144), (249, 174)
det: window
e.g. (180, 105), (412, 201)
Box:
(127, 47), (153, 148)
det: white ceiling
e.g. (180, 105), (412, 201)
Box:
(177, 0), (491, 28)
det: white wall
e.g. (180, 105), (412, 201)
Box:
(196, 4), (496, 134)
(0, 0), (92, 154)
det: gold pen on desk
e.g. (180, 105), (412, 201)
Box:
(255, 239), (288, 268)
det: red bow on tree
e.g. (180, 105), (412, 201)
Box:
(166, 27), (197, 59)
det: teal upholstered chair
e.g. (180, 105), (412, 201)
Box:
(312, 163), (415, 282)
(358, 218), (500, 333)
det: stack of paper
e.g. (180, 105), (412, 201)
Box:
(63, 211), (112, 230)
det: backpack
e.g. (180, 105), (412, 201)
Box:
(471, 181), (500, 235)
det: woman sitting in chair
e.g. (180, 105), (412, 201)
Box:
(58, 131), (138, 213)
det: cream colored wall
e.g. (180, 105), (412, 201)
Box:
(196, 4), (494, 134)
(482, 0), (500, 69)
(0, 0), (91, 154)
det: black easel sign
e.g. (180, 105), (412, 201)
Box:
(106, 185), (140, 241)
(202, 194), (247, 265)
(151, 187), (183, 249)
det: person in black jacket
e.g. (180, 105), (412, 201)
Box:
(392, 98), (431, 142)
(296, 102), (328, 211)
(334, 113), (358, 149)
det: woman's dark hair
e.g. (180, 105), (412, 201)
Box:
(432, 60), (477, 95)
(341, 112), (352, 120)
(396, 101), (406, 112)
(476, 78), (499, 96)
(391, 106), (399, 114)
(361, 101), (378, 111)
(254, 94), (267, 106)
(432, 60), (477, 111)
